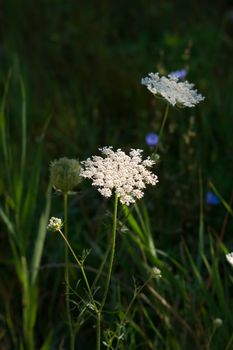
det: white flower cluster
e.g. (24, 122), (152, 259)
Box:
(226, 252), (233, 267)
(141, 72), (205, 107)
(47, 217), (63, 232)
(80, 147), (158, 205)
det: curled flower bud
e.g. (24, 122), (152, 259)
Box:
(50, 157), (82, 193)
(47, 217), (63, 232)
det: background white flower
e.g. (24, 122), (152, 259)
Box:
(226, 252), (233, 267)
(80, 147), (158, 205)
(141, 72), (205, 107)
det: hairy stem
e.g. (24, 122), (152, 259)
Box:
(21, 256), (35, 350)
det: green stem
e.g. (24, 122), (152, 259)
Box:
(60, 195), (119, 350)
(96, 312), (101, 350)
(95, 194), (118, 350)
(63, 193), (74, 350)
(153, 103), (169, 156)
(100, 194), (119, 311)
(21, 256), (34, 350)
(58, 226), (99, 350)
(115, 277), (152, 350)
(58, 229), (94, 305)
(206, 326), (217, 350)
(198, 169), (204, 268)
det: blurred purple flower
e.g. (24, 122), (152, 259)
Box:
(205, 191), (220, 205)
(146, 132), (159, 147)
(169, 69), (187, 80)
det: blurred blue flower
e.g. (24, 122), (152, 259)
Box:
(169, 69), (187, 80)
(146, 132), (159, 147)
(205, 191), (220, 205)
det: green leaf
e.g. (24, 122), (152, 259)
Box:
(31, 186), (51, 285)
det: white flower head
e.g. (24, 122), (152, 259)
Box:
(47, 217), (63, 232)
(141, 72), (205, 108)
(226, 252), (233, 267)
(80, 147), (158, 205)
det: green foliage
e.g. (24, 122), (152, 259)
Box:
(0, 73), (51, 349)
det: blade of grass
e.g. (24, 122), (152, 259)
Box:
(209, 181), (233, 217)
(144, 286), (201, 349)
(0, 70), (11, 179)
(198, 169), (204, 267)
(40, 332), (53, 350)
(122, 205), (145, 241)
(184, 243), (203, 285)
(19, 75), (27, 179)
(31, 185), (51, 285)
(22, 112), (52, 236)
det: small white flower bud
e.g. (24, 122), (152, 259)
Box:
(226, 252), (233, 267)
(213, 318), (223, 328)
(47, 217), (63, 232)
(151, 267), (162, 278)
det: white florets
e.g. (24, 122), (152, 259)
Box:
(141, 72), (205, 108)
(151, 267), (162, 278)
(47, 217), (63, 232)
(80, 147), (158, 205)
(226, 252), (233, 267)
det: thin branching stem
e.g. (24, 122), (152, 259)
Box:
(115, 277), (152, 350)
(58, 226), (99, 350)
(63, 193), (74, 350)
(58, 228), (96, 309)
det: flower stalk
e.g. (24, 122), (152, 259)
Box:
(153, 103), (169, 156)
(95, 194), (119, 350)
(57, 228), (96, 308)
(63, 193), (74, 350)
(100, 193), (119, 311)
(57, 226), (100, 350)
